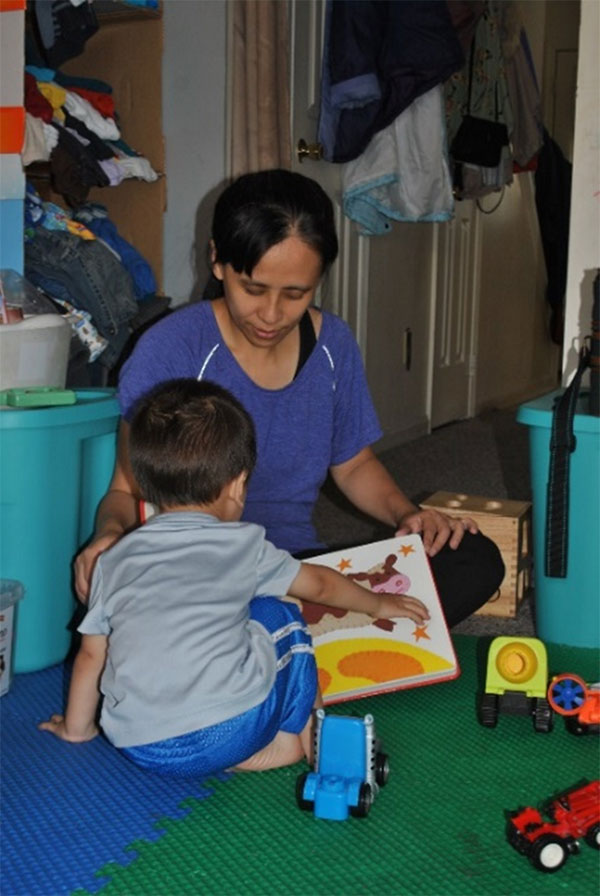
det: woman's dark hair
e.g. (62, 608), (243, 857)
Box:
(129, 379), (257, 508)
(205, 169), (338, 298)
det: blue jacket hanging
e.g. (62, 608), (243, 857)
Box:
(318, 0), (465, 163)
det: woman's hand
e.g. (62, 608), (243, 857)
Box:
(396, 508), (478, 557)
(372, 593), (430, 624)
(74, 533), (120, 603)
(38, 713), (99, 743)
(74, 421), (141, 603)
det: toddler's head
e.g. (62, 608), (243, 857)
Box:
(129, 379), (256, 510)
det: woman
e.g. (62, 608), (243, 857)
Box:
(75, 169), (503, 625)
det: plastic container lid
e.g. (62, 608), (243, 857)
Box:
(0, 387), (119, 428)
(517, 390), (600, 433)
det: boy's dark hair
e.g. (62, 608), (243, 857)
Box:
(205, 169), (338, 298)
(129, 379), (257, 508)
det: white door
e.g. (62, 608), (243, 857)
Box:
(430, 200), (481, 429)
(289, 0), (370, 356)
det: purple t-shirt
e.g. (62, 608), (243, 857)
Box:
(118, 302), (382, 553)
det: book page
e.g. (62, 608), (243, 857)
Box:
(287, 535), (459, 704)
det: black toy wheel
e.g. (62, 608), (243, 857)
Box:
(350, 783), (373, 818)
(533, 698), (553, 733)
(478, 692), (498, 727)
(375, 752), (390, 787)
(529, 834), (569, 872)
(565, 715), (589, 736)
(295, 772), (313, 811)
(585, 823), (600, 849)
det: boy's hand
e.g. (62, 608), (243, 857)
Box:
(38, 713), (99, 743)
(371, 593), (430, 624)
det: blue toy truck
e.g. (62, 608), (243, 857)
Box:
(296, 709), (389, 821)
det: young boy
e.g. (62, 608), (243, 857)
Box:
(40, 379), (429, 777)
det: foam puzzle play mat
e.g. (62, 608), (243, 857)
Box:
(1, 636), (599, 895)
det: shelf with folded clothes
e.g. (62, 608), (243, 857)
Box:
(23, 2), (165, 288)
(93, 1), (162, 24)
(22, 181), (171, 388)
(24, 1), (162, 29)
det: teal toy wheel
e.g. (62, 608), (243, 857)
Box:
(547, 674), (587, 716)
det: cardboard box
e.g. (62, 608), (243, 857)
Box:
(420, 492), (532, 617)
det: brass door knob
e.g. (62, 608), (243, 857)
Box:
(297, 139), (324, 163)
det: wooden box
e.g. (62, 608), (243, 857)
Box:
(420, 491), (532, 617)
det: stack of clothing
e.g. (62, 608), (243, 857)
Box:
(24, 183), (169, 384)
(23, 65), (159, 207)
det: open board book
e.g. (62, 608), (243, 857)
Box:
(286, 534), (460, 704)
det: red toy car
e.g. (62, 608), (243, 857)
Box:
(507, 780), (600, 872)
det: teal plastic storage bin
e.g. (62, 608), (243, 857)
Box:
(517, 391), (600, 648)
(0, 389), (119, 672)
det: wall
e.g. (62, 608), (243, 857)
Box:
(162, 0), (227, 306)
(474, 0), (562, 411)
(562, 0), (599, 381)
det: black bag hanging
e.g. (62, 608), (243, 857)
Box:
(544, 345), (590, 578)
(450, 42), (509, 169)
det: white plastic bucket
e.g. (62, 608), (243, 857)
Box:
(0, 314), (71, 390)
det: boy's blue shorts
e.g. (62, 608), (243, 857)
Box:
(121, 597), (317, 779)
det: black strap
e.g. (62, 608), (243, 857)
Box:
(294, 310), (316, 378)
(545, 345), (590, 577)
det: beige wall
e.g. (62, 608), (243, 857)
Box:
(476, 171), (558, 410)
(562, 0), (600, 381)
(474, 0), (582, 410)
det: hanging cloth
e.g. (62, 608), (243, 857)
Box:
(342, 85), (454, 234)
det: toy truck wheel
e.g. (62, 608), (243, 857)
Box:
(547, 674), (587, 715)
(532, 698), (553, 733)
(349, 783), (373, 818)
(565, 715), (588, 736)
(478, 693), (498, 727)
(375, 752), (390, 787)
(295, 772), (313, 812)
(529, 835), (569, 872)
(585, 823), (600, 849)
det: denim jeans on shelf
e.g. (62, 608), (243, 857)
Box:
(25, 228), (138, 368)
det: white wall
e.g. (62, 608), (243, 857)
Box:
(562, 0), (600, 380)
(162, 0), (228, 306)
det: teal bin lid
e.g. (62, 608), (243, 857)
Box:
(0, 387), (119, 429)
(517, 389), (600, 433)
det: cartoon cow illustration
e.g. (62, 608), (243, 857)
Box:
(289, 553), (412, 637)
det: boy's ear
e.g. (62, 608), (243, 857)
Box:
(228, 471), (247, 508)
(210, 241), (223, 281)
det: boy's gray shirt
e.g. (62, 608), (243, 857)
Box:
(79, 512), (301, 747)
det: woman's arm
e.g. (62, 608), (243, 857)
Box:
(289, 562), (429, 624)
(330, 446), (477, 556)
(74, 420), (141, 602)
(38, 634), (107, 742)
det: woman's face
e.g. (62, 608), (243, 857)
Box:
(212, 236), (323, 349)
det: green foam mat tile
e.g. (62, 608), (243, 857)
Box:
(77, 636), (600, 895)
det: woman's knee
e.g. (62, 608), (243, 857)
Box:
(431, 532), (505, 625)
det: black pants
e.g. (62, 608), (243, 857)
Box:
(429, 531), (504, 627)
(296, 531), (504, 629)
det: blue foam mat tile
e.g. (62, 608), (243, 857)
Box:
(0, 663), (223, 896)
